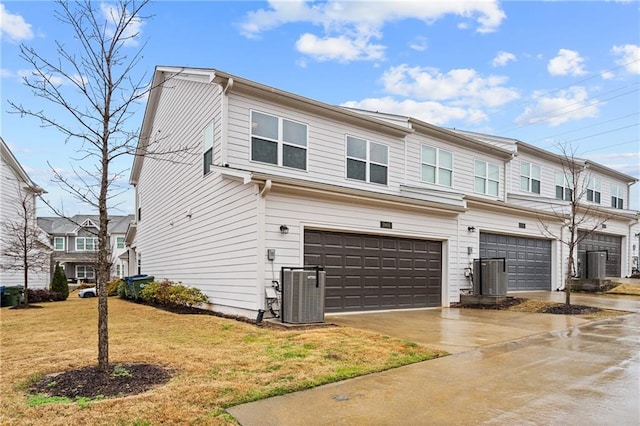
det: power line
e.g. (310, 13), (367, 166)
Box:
(529, 112), (639, 143)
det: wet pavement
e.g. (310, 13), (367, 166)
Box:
(229, 297), (640, 425)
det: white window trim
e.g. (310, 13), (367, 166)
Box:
(345, 135), (389, 185)
(76, 265), (95, 280)
(587, 177), (601, 204)
(76, 236), (99, 252)
(520, 160), (541, 194)
(54, 237), (65, 251)
(474, 159), (500, 196)
(421, 145), (453, 187)
(611, 183), (625, 209)
(555, 172), (573, 201)
(250, 110), (309, 171)
(116, 236), (125, 249)
(203, 121), (214, 176)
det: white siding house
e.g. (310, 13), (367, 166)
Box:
(129, 67), (639, 318)
(0, 137), (50, 289)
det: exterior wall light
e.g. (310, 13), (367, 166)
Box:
(279, 225), (289, 235)
(467, 226), (476, 232)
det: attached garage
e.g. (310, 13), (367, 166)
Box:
(578, 232), (621, 277)
(479, 233), (552, 291)
(304, 230), (442, 313)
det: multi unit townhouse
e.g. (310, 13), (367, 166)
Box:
(126, 66), (639, 318)
(38, 215), (135, 283)
(0, 137), (51, 288)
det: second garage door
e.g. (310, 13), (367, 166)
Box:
(479, 233), (551, 291)
(578, 232), (621, 277)
(304, 230), (442, 313)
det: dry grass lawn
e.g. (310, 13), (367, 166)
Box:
(607, 283), (640, 296)
(0, 297), (446, 425)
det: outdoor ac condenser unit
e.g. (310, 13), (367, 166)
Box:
(282, 269), (326, 324)
(473, 258), (507, 296)
(586, 251), (607, 279)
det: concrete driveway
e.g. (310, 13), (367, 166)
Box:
(229, 293), (640, 425)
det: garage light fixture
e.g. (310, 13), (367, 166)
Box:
(467, 226), (476, 232)
(279, 225), (289, 235)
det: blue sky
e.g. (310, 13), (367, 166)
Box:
(1, 0), (639, 214)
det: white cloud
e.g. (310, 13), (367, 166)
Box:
(380, 64), (519, 108)
(600, 70), (614, 80)
(409, 36), (428, 51)
(101, 3), (144, 47)
(611, 44), (640, 74)
(239, 1), (505, 62)
(0, 5), (34, 42)
(1, 68), (12, 78)
(492, 51), (516, 67)
(548, 49), (587, 76)
(515, 87), (600, 127)
(295, 33), (385, 62)
(342, 97), (486, 126)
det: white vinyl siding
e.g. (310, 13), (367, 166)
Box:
(474, 160), (499, 196)
(520, 160), (541, 194)
(250, 111), (307, 170)
(611, 184), (624, 209)
(421, 145), (453, 187)
(54, 237), (65, 251)
(346, 136), (388, 185)
(587, 177), (601, 204)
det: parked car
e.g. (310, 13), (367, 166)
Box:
(78, 287), (97, 298)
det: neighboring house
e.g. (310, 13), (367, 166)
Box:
(0, 137), (51, 289)
(128, 66), (639, 318)
(38, 214), (135, 283)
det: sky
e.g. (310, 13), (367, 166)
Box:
(1, 0), (639, 215)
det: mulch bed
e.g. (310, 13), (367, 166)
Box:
(29, 363), (173, 399)
(455, 297), (602, 315)
(454, 297), (526, 310)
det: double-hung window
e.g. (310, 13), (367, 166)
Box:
(76, 265), (95, 280)
(611, 184), (624, 209)
(116, 237), (125, 249)
(203, 122), (214, 175)
(346, 136), (388, 185)
(54, 237), (65, 251)
(76, 237), (99, 251)
(520, 161), (541, 194)
(421, 146), (453, 187)
(474, 160), (499, 196)
(251, 111), (307, 170)
(587, 177), (601, 204)
(555, 172), (573, 201)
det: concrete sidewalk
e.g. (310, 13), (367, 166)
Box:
(228, 295), (640, 425)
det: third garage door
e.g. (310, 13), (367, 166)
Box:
(479, 233), (551, 291)
(304, 230), (442, 313)
(578, 232), (621, 277)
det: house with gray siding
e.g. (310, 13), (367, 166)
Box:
(38, 214), (135, 283)
(128, 66), (639, 318)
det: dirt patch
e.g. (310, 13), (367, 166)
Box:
(453, 297), (526, 310)
(540, 304), (600, 315)
(456, 297), (604, 316)
(29, 363), (172, 399)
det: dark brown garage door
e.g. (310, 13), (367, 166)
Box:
(304, 230), (442, 313)
(578, 232), (621, 277)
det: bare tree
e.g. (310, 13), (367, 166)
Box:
(8, 0), (159, 374)
(539, 144), (611, 305)
(1, 186), (51, 306)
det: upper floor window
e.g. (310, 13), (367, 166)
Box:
(587, 177), (601, 204)
(76, 237), (99, 251)
(346, 136), (388, 185)
(203, 122), (214, 175)
(421, 146), (453, 187)
(555, 172), (573, 201)
(116, 237), (125, 249)
(251, 111), (307, 170)
(474, 160), (499, 196)
(54, 237), (65, 251)
(611, 184), (624, 209)
(520, 161), (541, 194)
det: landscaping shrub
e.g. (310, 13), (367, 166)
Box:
(117, 281), (126, 299)
(50, 262), (69, 300)
(27, 288), (66, 303)
(107, 278), (123, 297)
(139, 280), (208, 308)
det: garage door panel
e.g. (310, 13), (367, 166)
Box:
(304, 230), (441, 312)
(480, 233), (551, 291)
(577, 232), (621, 277)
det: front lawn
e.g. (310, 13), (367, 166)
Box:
(0, 297), (445, 425)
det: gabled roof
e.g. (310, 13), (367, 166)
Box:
(0, 137), (45, 194)
(37, 214), (135, 235)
